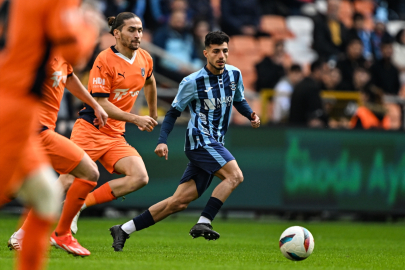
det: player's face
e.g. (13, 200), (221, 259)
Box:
(204, 43), (228, 71)
(118, 17), (143, 50)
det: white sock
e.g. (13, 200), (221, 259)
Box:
(81, 203), (87, 211)
(14, 229), (25, 239)
(121, 220), (136, 234)
(197, 216), (211, 224)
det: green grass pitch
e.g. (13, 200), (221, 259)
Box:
(1, 214), (404, 270)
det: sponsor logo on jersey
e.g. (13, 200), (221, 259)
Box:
(141, 68), (145, 77)
(203, 96), (233, 110)
(93, 77), (105, 85)
(50, 71), (67, 87)
(204, 87), (213, 92)
(230, 81), (236, 91)
(118, 72), (125, 79)
(199, 113), (207, 124)
(113, 89), (140, 100)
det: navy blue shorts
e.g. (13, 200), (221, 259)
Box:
(179, 141), (235, 197)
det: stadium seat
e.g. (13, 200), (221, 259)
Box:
(386, 20), (405, 37)
(354, 0), (374, 15)
(228, 35), (257, 55)
(99, 33), (115, 51)
(260, 15), (294, 40)
(285, 16), (317, 65)
(257, 37), (275, 57)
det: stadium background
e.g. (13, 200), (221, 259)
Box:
(3, 0), (405, 220)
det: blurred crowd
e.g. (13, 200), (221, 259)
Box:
(59, 0), (405, 131)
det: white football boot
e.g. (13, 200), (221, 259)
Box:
(7, 232), (22, 251)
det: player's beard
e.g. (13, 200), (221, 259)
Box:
(122, 34), (140, 51)
(209, 60), (225, 71)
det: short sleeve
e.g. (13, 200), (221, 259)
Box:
(171, 78), (195, 112)
(88, 56), (112, 97)
(234, 70), (245, 102)
(146, 53), (154, 79)
(67, 63), (74, 76)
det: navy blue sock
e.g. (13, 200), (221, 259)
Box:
(132, 210), (155, 231)
(201, 197), (223, 221)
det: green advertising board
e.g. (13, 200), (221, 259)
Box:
(111, 125), (405, 214)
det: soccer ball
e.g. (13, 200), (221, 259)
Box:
(279, 226), (314, 261)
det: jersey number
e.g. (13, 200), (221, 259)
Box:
(0, 0), (10, 50)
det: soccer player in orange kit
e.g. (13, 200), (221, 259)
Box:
(7, 55), (108, 257)
(0, 0), (100, 269)
(60, 12), (158, 235)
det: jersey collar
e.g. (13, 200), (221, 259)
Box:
(110, 46), (137, 64)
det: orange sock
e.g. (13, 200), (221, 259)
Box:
(0, 194), (13, 206)
(17, 210), (54, 270)
(55, 178), (96, 236)
(20, 210), (34, 232)
(85, 182), (116, 208)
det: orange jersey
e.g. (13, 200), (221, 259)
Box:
(39, 57), (73, 131)
(78, 46), (153, 137)
(0, 0), (97, 99)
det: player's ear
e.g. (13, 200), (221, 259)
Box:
(113, 29), (120, 39)
(203, 49), (208, 58)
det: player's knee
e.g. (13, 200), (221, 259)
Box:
(127, 174), (148, 191)
(229, 172), (244, 189)
(18, 166), (62, 218)
(86, 165), (99, 182)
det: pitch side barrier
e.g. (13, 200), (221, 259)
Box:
(106, 125), (405, 215)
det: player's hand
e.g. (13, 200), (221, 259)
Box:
(250, 111), (260, 129)
(134, 115), (158, 132)
(93, 104), (108, 128)
(155, 143), (169, 160)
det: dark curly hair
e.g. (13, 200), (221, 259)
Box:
(204, 31), (229, 48)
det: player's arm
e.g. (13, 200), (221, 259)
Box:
(233, 71), (260, 128)
(65, 73), (108, 128)
(155, 107), (182, 160)
(94, 97), (157, 132)
(144, 74), (158, 121)
(155, 78), (195, 160)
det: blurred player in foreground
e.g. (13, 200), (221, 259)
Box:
(0, 0), (100, 269)
(7, 55), (108, 257)
(109, 31), (260, 251)
(59, 12), (158, 234)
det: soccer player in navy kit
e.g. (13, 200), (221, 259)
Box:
(109, 31), (260, 251)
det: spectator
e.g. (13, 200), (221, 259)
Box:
(312, 0), (349, 61)
(321, 66), (345, 90)
(188, 0), (215, 30)
(370, 20), (392, 60)
(192, 19), (211, 62)
(349, 83), (390, 130)
(153, 10), (203, 83)
(336, 38), (367, 90)
(273, 64), (304, 123)
(393, 29), (405, 84)
(220, 0), (261, 36)
(348, 13), (373, 60)
(254, 41), (286, 92)
(289, 60), (328, 127)
(370, 36), (401, 95)
(352, 67), (371, 92)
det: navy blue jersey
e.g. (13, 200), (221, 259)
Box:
(172, 64), (246, 150)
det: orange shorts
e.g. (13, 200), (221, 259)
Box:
(70, 119), (140, 174)
(0, 95), (48, 199)
(40, 129), (84, 174)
